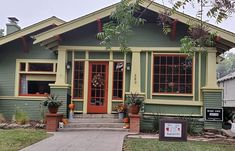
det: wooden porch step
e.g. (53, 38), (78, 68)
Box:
(69, 118), (122, 123)
(65, 122), (124, 128)
(74, 114), (118, 119)
(58, 127), (129, 132)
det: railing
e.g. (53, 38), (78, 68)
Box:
(223, 99), (235, 107)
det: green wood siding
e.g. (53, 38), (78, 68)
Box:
(0, 40), (56, 96)
(203, 91), (222, 129)
(0, 99), (43, 120)
(141, 115), (203, 133)
(144, 104), (201, 115)
(61, 23), (184, 47)
(50, 87), (70, 118)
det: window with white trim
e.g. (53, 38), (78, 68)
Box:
(153, 55), (193, 94)
(17, 60), (57, 96)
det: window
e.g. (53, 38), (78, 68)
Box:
(73, 61), (84, 98)
(113, 62), (124, 99)
(153, 55), (193, 94)
(18, 60), (56, 96)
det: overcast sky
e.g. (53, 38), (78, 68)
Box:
(0, 0), (234, 51)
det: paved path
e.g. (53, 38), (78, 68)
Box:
(20, 131), (128, 151)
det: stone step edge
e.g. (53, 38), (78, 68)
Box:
(58, 128), (129, 132)
(66, 122), (124, 125)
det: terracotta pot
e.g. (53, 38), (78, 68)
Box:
(68, 103), (75, 110)
(129, 104), (140, 114)
(123, 117), (129, 123)
(48, 106), (59, 114)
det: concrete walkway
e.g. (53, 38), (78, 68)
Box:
(20, 131), (128, 151)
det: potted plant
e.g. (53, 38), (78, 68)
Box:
(43, 94), (62, 114)
(126, 92), (143, 114)
(114, 104), (126, 119)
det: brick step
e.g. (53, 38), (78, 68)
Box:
(58, 127), (129, 132)
(69, 118), (123, 123)
(74, 114), (118, 119)
(65, 123), (124, 128)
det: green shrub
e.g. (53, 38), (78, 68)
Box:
(15, 109), (29, 125)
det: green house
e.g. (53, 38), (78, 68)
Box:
(0, 0), (235, 130)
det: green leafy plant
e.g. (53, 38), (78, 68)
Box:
(15, 109), (29, 125)
(152, 114), (160, 132)
(97, 0), (145, 52)
(43, 94), (62, 108)
(126, 92), (144, 107)
(178, 116), (202, 135)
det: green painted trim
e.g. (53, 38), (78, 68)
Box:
(74, 51), (85, 59)
(147, 52), (152, 99)
(201, 52), (207, 87)
(140, 52), (146, 93)
(89, 52), (109, 59)
(113, 52), (124, 60)
(125, 53), (132, 92)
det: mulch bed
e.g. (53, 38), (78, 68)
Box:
(0, 120), (45, 129)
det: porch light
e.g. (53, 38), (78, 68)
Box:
(66, 61), (72, 70)
(126, 63), (131, 71)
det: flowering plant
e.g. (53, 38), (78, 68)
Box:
(114, 104), (126, 113)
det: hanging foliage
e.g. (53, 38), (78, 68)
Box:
(97, 0), (145, 52)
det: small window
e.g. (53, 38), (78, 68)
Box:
(28, 63), (53, 72)
(20, 63), (26, 71)
(73, 61), (84, 98)
(153, 55), (193, 94)
(113, 62), (124, 99)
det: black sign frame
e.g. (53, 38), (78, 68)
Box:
(205, 108), (223, 121)
(159, 118), (187, 142)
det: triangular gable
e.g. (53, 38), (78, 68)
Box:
(0, 16), (65, 46)
(33, 0), (235, 49)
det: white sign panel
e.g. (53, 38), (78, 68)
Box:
(164, 123), (182, 138)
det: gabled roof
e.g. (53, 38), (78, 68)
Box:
(218, 71), (235, 82)
(0, 16), (65, 45)
(33, 0), (235, 52)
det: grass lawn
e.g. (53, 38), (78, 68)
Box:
(124, 138), (235, 151)
(0, 129), (50, 151)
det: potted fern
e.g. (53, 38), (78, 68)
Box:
(43, 94), (62, 114)
(126, 92), (143, 114)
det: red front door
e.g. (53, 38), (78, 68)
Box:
(87, 62), (109, 113)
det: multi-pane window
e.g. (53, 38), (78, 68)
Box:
(113, 62), (124, 99)
(153, 55), (193, 94)
(73, 61), (84, 98)
(18, 61), (56, 96)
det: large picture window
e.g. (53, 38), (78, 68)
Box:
(73, 61), (84, 98)
(153, 55), (193, 94)
(113, 62), (124, 99)
(18, 61), (57, 96)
